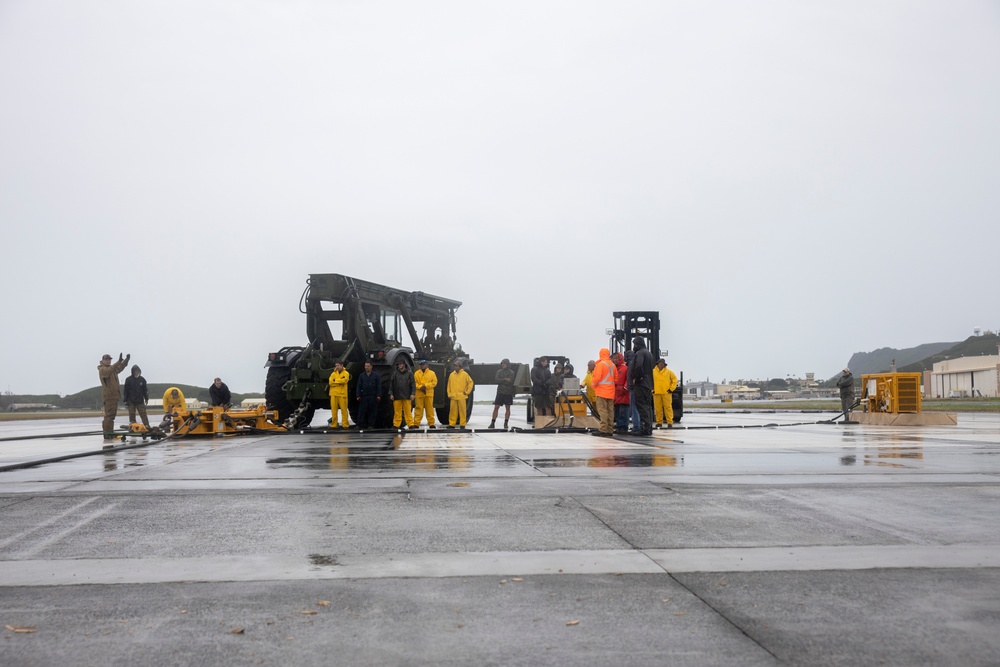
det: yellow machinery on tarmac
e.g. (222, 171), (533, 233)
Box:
(168, 405), (288, 436)
(861, 372), (923, 414)
(536, 378), (601, 429)
(854, 372), (956, 426)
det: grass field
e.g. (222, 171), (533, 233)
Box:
(0, 410), (104, 422)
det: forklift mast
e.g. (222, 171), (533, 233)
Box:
(610, 311), (661, 359)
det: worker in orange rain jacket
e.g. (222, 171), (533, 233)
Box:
(589, 348), (617, 437)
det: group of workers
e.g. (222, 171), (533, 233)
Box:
(98, 346), (677, 438)
(563, 339), (679, 437)
(96, 352), (232, 440)
(327, 358), (477, 430)
(323, 342), (678, 434)
(528, 358), (578, 419)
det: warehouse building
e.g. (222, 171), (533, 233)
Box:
(926, 352), (1000, 398)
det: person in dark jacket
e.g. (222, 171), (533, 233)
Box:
(490, 358), (516, 429)
(123, 365), (150, 428)
(530, 357), (553, 417)
(836, 368), (855, 422)
(356, 361), (383, 429)
(628, 337), (655, 436)
(388, 360), (416, 429)
(624, 349), (640, 432)
(548, 362), (564, 405)
(209, 378), (232, 409)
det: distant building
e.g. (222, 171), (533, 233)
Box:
(147, 399), (207, 410)
(685, 381), (718, 398)
(926, 352), (1000, 398)
(727, 386), (761, 400)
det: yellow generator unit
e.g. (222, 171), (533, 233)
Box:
(861, 373), (923, 414)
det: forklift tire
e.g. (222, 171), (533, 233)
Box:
(265, 366), (315, 428)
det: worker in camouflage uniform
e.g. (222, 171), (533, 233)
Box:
(837, 368), (856, 422)
(98, 352), (130, 440)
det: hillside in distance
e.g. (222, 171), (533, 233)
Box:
(2, 384), (264, 410)
(846, 341), (958, 377)
(898, 333), (1000, 373)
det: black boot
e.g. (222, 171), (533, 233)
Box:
(503, 419), (509, 430)
(488, 420), (496, 429)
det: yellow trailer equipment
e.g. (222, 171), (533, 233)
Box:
(168, 405), (287, 437)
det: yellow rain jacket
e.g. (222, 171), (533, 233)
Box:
(447, 369), (474, 399)
(580, 370), (596, 404)
(328, 368), (350, 398)
(653, 366), (678, 395)
(162, 387), (186, 413)
(414, 368), (438, 398)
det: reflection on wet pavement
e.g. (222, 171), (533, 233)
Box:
(3, 413), (1000, 483)
(529, 453), (683, 469)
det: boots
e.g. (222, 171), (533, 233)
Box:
(488, 420), (496, 429)
(503, 419), (509, 430)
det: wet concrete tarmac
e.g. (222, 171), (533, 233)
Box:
(1, 411), (999, 665)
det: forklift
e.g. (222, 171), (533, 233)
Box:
(608, 311), (683, 423)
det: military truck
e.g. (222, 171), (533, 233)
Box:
(265, 274), (529, 428)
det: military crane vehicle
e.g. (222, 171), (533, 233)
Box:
(265, 274), (529, 428)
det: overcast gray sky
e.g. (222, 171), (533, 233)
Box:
(1, 0), (998, 396)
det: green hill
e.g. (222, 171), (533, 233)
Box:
(2, 384), (264, 410)
(898, 333), (1000, 373)
(846, 341), (958, 377)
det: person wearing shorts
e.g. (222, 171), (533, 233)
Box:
(490, 358), (516, 429)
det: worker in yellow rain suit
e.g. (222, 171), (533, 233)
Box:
(412, 359), (438, 428)
(163, 387), (186, 414)
(580, 359), (597, 416)
(652, 358), (678, 428)
(327, 361), (351, 428)
(447, 361), (474, 428)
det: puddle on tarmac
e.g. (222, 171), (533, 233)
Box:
(266, 448), (521, 471)
(529, 453), (683, 469)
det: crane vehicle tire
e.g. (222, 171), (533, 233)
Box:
(265, 366), (315, 428)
